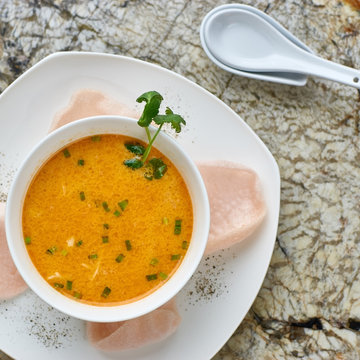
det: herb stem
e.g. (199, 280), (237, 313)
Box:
(145, 127), (152, 143)
(142, 124), (163, 163)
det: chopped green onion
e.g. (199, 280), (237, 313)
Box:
(115, 254), (125, 263)
(150, 258), (159, 266)
(146, 274), (158, 281)
(61, 249), (68, 256)
(54, 282), (64, 288)
(171, 254), (181, 261)
(46, 246), (57, 255)
(102, 236), (109, 243)
(162, 217), (169, 225)
(24, 236), (31, 245)
(118, 199), (129, 211)
(103, 223), (109, 230)
(101, 286), (111, 298)
(159, 272), (168, 280)
(174, 219), (182, 235)
(182, 241), (188, 250)
(91, 135), (101, 142)
(63, 148), (71, 158)
(76, 240), (83, 247)
(144, 173), (153, 181)
(125, 240), (132, 251)
(88, 253), (98, 260)
(66, 280), (73, 290)
(78, 159), (84, 166)
(79, 191), (85, 201)
(113, 210), (121, 217)
(73, 291), (82, 299)
(102, 202), (110, 212)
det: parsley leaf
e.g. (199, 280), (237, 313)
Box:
(153, 107), (186, 133)
(125, 142), (146, 155)
(124, 158), (144, 169)
(136, 91), (163, 127)
(148, 158), (167, 179)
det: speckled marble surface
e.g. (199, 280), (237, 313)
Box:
(1, 0), (360, 359)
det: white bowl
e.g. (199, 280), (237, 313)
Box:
(5, 115), (210, 322)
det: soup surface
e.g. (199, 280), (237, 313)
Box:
(22, 134), (193, 305)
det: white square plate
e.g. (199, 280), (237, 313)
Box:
(0, 52), (280, 360)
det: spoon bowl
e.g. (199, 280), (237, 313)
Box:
(206, 10), (276, 69)
(200, 4), (311, 86)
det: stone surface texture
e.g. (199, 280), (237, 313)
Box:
(1, 0), (360, 359)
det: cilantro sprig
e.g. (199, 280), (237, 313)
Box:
(124, 91), (186, 180)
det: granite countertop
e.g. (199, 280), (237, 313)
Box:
(1, 0), (360, 359)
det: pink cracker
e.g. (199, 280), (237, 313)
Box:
(86, 298), (180, 351)
(50, 89), (139, 131)
(198, 161), (266, 255)
(0, 202), (28, 299)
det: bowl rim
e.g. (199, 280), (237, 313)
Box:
(5, 115), (210, 322)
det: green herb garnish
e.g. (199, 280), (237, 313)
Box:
(102, 236), (109, 243)
(182, 241), (188, 250)
(79, 191), (85, 201)
(118, 199), (128, 211)
(113, 210), (121, 217)
(66, 280), (73, 290)
(54, 282), (64, 288)
(137, 91), (163, 129)
(125, 240), (132, 251)
(150, 258), (159, 266)
(102, 201), (110, 212)
(146, 274), (158, 281)
(154, 106), (187, 133)
(115, 254), (125, 263)
(78, 159), (84, 166)
(76, 240), (83, 247)
(162, 217), (169, 225)
(46, 246), (57, 255)
(63, 148), (71, 158)
(171, 254), (181, 260)
(159, 272), (168, 280)
(124, 158), (143, 169)
(124, 91), (185, 177)
(174, 219), (182, 235)
(24, 236), (31, 245)
(61, 249), (68, 256)
(125, 142), (145, 155)
(91, 135), (101, 142)
(88, 253), (98, 259)
(101, 286), (111, 298)
(103, 223), (109, 230)
(74, 291), (82, 299)
(146, 158), (167, 180)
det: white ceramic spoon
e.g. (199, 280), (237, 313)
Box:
(203, 8), (360, 88)
(200, 4), (312, 86)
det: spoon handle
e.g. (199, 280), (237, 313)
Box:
(290, 51), (360, 89)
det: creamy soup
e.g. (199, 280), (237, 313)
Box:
(22, 134), (193, 305)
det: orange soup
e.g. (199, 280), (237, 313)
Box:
(22, 134), (193, 305)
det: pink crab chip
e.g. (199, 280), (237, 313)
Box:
(50, 89), (139, 131)
(197, 162), (266, 255)
(86, 299), (181, 351)
(0, 202), (27, 299)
